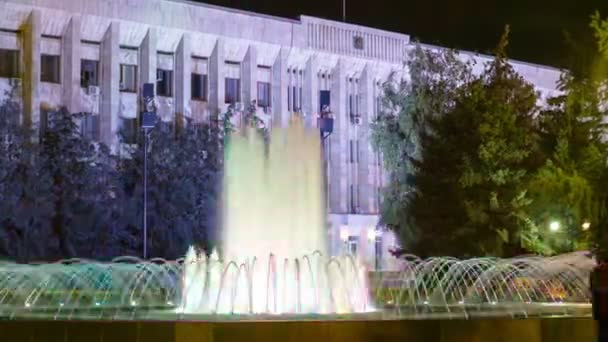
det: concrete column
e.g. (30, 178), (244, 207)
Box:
(271, 48), (289, 128)
(330, 59), (348, 213)
(22, 9), (41, 130)
(62, 16), (81, 113)
(242, 45), (257, 107)
(175, 33), (192, 124)
(303, 55), (318, 128)
(209, 38), (225, 117)
(100, 21), (120, 151)
(139, 27), (157, 96)
(359, 64), (374, 214)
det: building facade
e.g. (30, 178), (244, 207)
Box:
(0, 0), (562, 270)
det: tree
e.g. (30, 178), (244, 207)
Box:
(118, 119), (222, 259)
(0, 88), (54, 262)
(38, 109), (126, 260)
(375, 28), (544, 257)
(371, 44), (475, 247)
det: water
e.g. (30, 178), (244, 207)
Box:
(0, 253), (593, 320)
(0, 121), (595, 320)
(182, 120), (372, 314)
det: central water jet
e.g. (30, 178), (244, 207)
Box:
(181, 118), (372, 314)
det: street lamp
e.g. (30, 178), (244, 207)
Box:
(582, 221), (591, 231)
(340, 226), (349, 254)
(318, 106), (334, 215)
(549, 221), (560, 232)
(141, 83), (157, 260)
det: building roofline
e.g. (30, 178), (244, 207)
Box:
(165, 0), (301, 24)
(417, 42), (563, 73)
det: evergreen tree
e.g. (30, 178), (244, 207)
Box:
(371, 44), (475, 247)
(378, 28), (543, 257)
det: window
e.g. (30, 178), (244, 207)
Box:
(353, 36), (364, 50)
(80, 113), (99, 140)
(41, 55), (61, 84)
(356, 140), (359, 163)
(347, 236), (358, 256)
(81, 59), (99, 87)
(156, 69), (173, 97)
(350, 184), (356, 212)
(319, 90), (330, 113)
(374, 235), (382, 270)
(287, 85), (291, 111)
(225, 77), (240, 104)
(120, 64), (137, 93)
(0, 49), (19, 78)
(257, 82), (271, 108)
(121, 118), (138, 144)
(191, 73), (207, 101)
(349, 95), (354, 115)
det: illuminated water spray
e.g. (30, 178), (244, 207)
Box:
(181, 118), (372, 314)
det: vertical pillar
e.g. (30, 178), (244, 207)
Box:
(359, 64), (374, 214)
(303, 55), (318, 128)
(100, 21), (120, 151)
(330, 59), (347, 213)
(271, 48), (288, 128)
(139, 28), (157, 95)
(208, 38), (225, 116)
(62, 16), (81, 113)
(23, 9), (41, 130)
(175, 33), (192, 124)
(242, 45), (257, 107)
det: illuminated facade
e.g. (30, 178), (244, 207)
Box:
(0, 0), (562, 269)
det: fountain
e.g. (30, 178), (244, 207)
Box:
(0, 120), (596, 324)
(181, 119), (372, 314)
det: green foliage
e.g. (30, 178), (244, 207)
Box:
(371, 44), (475, 245)
(0, 89), (54, 262)
(375, 28), (547, 257)
(118, 119), (223, 259)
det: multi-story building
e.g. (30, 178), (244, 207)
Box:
(0, 0), (562, 270)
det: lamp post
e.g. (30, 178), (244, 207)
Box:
(141, 83), (157, 260)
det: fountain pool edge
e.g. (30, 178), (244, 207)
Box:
(0, 316), (598, 342)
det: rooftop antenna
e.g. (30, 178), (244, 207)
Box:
(342, 0), (346, 22)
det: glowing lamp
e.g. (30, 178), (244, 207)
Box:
(549, 221), (560, 232)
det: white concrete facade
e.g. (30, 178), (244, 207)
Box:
(0, 0), (563, 270)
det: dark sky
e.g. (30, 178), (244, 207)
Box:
(195, 0), (608, 67)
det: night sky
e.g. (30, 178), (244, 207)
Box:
(195, 0), (608, 68)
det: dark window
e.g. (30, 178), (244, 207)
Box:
(41, 55), (60, 84)
(191, 73), (207, 101)
(257, 82), (271, 108)
(39, 110), (49, 140)
(120, 64), (137, 93)
(356, 140), (359, 163)
(156, 69), (173, 97)
(287, 85), (292, 111)
(80, 113), (99, 140)
(354, 36), (364, 50)
(374, 235), (382, 270)
(299, 87), (302, 110)
(81, 59), (99, 87)
(347, 236), (358, 255)
(0, 49), (19, 78)
(349, 140), (354, 163)
(349, 95), (354, 115)
(320, 90), (330, 112)
(292, 86), (297, 110)
(121, 118), (138, 144)
(225, 77), (240, 104)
